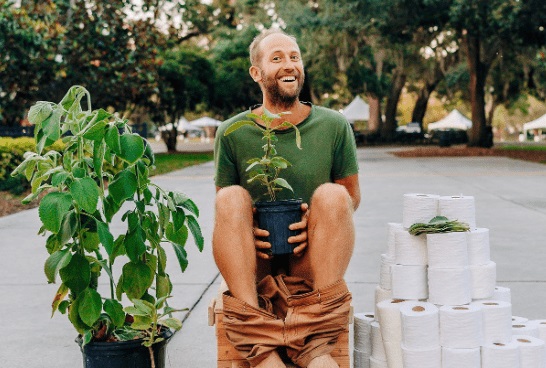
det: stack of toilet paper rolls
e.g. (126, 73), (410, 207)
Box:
(354, 193), (546, 368)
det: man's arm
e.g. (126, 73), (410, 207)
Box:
(335, 174), (360, 210)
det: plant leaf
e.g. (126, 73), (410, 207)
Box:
(105, 125), (121, 154)
(77, 288), (102, 327)
(121, 262), (154, 299)
(39, 192), (73, 233)
(44, 249), (72, 283)
(59, 253), (91, 295)
(170, 242), (188, 272)
(104, 299), (126, 327)
(166, 223), (188, 247)
(187, 215), (204, 252)
(51, 283), (69, 317)
(96, 221), (114, 256)
(161, 318), (182, 331)
(119, 133), (145, 164)
(28, 101), (53, 125)
(224, 120), (256, 136)
(70, 177), (99, 213)
(108, 170), (137, 204)
(273, 178), (293, 192)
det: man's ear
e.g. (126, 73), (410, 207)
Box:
(249, 65), (261, 83)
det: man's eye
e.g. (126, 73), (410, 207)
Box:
(273, 56), (281, 61)
(291, 56), (300, 61)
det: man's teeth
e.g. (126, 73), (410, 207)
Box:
(281, 77), (296, 82)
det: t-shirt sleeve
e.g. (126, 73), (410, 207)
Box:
(332, 118), (359, 180)
(214, 133), (239, 188)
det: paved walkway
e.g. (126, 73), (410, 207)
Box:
(1, 146), (545, 367)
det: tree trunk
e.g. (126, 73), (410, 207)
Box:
(366, 94), (381, 134)
(382, 70), (406, 141)
(161, 126), (178, 152)
(466, 34), (490, 147)
(411, 81), (438, 131)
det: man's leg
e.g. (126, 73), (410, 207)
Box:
(290, 183), (355, 368)
(213, 186), (285, 367)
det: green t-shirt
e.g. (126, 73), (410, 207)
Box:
(214, 103), (359, 204)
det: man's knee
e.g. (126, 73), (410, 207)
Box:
(310, 183), (352, 212)
(215, 185), (253, 212)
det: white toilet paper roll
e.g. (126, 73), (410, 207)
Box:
(394, 229), (427, 265)
(470, 261), (496, 299)
(383, 340), (404, 368)
(371, 321), (386, 361)
(440, 304), (483, 348)
(534, 320), (546, 341)
(481, 340), (521, 368)
(402, 193), (439, 228)
(428, 267), (472, 306)
(472, 300), (513, 344)
(512, 321), (539, 337)
(492, 286), (511, 303)
(512, 315), (529, 324)
(427, 232), (469, 268)
(376, 299), (408, 342)
(374, 285), (393, 319)
(513, 335), (546, 368)
(401, 345), (441, 368)
(386, 223), (402, 260)
(391, 265), (428, 300)
(442, 347), (481, 368)
(400, 301), (439, 349)
(369, 356), (388, 368)
(438, 195), (476, 229)
(354, 349), (371, 368)
(354, 312), (375, 354)
(467, 228), (490, 265)
(379, 254), (393, 290)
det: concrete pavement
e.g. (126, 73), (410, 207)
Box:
(1, 146), (546, 367)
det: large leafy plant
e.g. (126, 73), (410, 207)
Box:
(12, 86), (203, 354)
(224, 108), (301, 201)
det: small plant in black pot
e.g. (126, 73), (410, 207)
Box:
(224, 108), (302, 255)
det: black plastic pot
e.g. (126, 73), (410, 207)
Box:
(255, 198), (303, 255)
(76, 328), (173, 368)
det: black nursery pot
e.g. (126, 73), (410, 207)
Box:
(76, 328), (173, 368)
(255, 198), (303, 255)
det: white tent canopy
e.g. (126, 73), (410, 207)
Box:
(342, 96), (370, 122)
(523, 113), (546, 134)
(427, 110), (472, 131)
(190, 116), (222, 127)
(158, 118), (202, 132)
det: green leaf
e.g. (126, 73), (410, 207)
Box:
(121, 262), (154, 299)
(28, 101), (53, 125)
(96, 221), (114, 256)
(131, 315), (153, 330)
(77, 288), (102, 327)
(83, 120), (106, 141)
(104, 299), (126, 327)
(187, 215), (204, 252)
(133, 298), (155, 316)
(157, 245), (167, 275)
(429, 216), (449, 224)
(59, 253), (91, 295)
(39, 192), (73, 233)
(180, 198), (199, 217)
(41, 106), (63, 144)
(270, 157), (290, 169)
(166, 223), (188, 247)
(156, 274), (172, 301)
(44, 249), (72, 283)
(224, 120), (256, 136)
(119, 133), (145, 164)
(273, 178), (294, 192)
(172, 209), (186, 230)
(105, 125), (121, 154)
(124, 228), (146, 262)
(170, 242), (188, 272)
(69, 298), (90, 333)
(70, 177), (99, 213)
(81, 231), (100, 252)
(60, 85), (87, 111)
(108, 170), (137, 204)
(51, 171), (70, 186)
(51, 283), (69, 317)
(161, 318), (182, 331)
(59, 210), (78, 245)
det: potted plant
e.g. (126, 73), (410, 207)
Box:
(224, 108), (302, 255)
(11, 85), (204, 368)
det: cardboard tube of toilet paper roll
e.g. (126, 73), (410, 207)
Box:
(400, 301), (439, 349)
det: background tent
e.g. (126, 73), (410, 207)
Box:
(342, 96), (370, 122)
(427, 110), (472, 131)
(523, 113), (546, 134)
(190, 116), (222, 127)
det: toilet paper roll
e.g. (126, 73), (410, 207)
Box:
(470, 261), (496, 299)
(513, 335), (546, 368)
(354, 312), (375, 354)
(402, 193), (439, 228)
(467, 228), (490, 265)
(401, 345), (441, 368)
(354, 349), (371, 368)
(371, 321), (387, 361)
(386, 223), (402, 260)
(438, 195), (476, 229)
(391, 265), (428, 300)
(481, 340), (521, 368)
(512, 315), (529, 324)
(492, 286), (511, 303)
(472, 300), (513, 344)
(383, 340), (403, 368)
(394, 229), (427, 265)
(440, 304), (483, 348)
(374, 285), (393, 319)
(427, 232), (469, 268)
(400, 301), (439, 349)
(534, 320), (546, 341)
(428, 267), (472, 306)
(379, 254), (393, 290)
(369, 356), (388, 368)
(376, 299), (408, 342)
(512, 321), (539, 337)
(442, 347), (481, 368)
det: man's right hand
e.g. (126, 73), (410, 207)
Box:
(253, 227), (272, 259)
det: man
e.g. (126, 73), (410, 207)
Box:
(213, 28), (360, 368)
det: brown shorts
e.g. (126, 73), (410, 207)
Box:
(222, 275), (351, 367)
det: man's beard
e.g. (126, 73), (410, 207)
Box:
(261, 71), (305, 109)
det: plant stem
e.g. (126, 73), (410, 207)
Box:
(148, 345), (156, 368)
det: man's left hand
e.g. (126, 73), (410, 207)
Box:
(288, 203), (309, 256)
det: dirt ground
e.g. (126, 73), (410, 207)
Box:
(1, 145), (544, 218)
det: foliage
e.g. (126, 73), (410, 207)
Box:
(11, 86), (204, 353)
(223, 108), (301, 201)
(409, 215), (470, 235)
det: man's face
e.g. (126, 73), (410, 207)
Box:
(252, 34), (305, 107)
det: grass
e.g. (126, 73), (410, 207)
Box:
(150, 152), (214, 176)
(499, 144), (546, 151)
